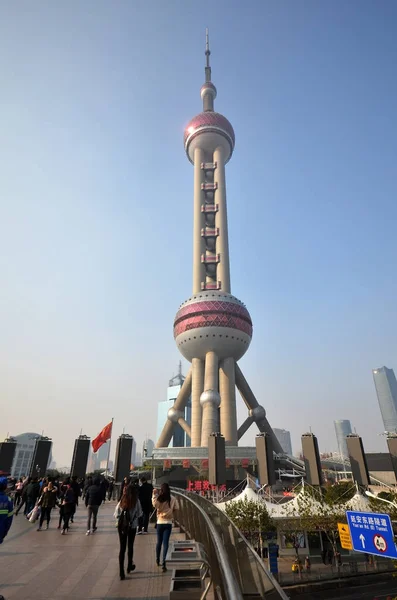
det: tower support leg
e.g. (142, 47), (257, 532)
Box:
(219, 357), (237, 445)
(237, 416), (254, 440)
(235, 363), (283, 454)
(200, 351), (221, 446)
(191, 358), (204, 447)
(156, 369), (192, 448)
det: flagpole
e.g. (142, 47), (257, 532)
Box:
(106, 418), (114, 477)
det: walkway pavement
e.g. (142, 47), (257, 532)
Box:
(0, 501), (176, 600)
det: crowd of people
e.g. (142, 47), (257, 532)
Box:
(0, 474), (179, 582)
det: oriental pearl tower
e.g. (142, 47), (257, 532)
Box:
(157, 31), (282, 453)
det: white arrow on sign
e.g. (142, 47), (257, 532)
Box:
(359, 534), (366, 549)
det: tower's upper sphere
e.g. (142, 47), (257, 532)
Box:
(184, 112), (235, 164)
(174, 291), (252, 362)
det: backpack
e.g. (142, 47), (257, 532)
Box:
(118, 509), (131, 534)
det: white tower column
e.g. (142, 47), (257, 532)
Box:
(214, 146), (231, 293)
(200, 351), (221, 446)
(219, 357), (237, 445)
(191, 357), (204, 447)
(193, 147), (205, 294)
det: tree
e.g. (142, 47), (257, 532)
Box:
(323, 482), (356, 506)
(280, 489), (345, 568)
(368, 494), (397, 520)
(225, 498), (275, 553)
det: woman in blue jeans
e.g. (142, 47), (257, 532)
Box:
(152, 483), (178, 572)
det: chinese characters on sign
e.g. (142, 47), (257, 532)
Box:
(349, 514), (389, 532)
(187, 480), (226, 493)
(346, 511), (397, 559)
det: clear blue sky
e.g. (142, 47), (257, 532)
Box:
(1, 1), (396, 466)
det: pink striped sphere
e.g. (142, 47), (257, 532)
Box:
(174, 291), (252, 362)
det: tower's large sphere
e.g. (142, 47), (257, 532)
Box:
(184, 112), (235, 164)
(174, 291), (252, 362)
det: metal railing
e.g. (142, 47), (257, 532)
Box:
(172, 488), (289, 599)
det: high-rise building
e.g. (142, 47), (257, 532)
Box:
(273, 429), (293, 456)
(156, 31), (281, 452)
(373, 367), (397, 433)
(88, 442), (109, 472)
(131, 439), (137, 467)
(334, 420), (352, 459)
(11, 432), (52, 479)
(143, 438), (155, 459)
(157, 363), (192, 447)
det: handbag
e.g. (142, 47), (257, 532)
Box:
(29, 505), (41, 523)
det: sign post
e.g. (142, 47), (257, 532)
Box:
(346, 511), (397, 559)
(337, 522), (353, 550)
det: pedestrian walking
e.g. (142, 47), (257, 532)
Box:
(137, 476), (153, 535)
(85, 477), (103, 535)
(152, 483), (178, 572)
(100, 479), (109, 503)
(114, 484), (142, 580)
(108, 479), (114, 501)
(25, 478), (41, 517)
(14, 479), (24, 507)
(58, 483), (75, 534)
(69, 477), (80, 523)
(37, 481), (57, 531)
(0, 477), (13, 545)
(305, 556), (311, 572)
(83, 477), (92, 501)
(15, 478), (30, 515)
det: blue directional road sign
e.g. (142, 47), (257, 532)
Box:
(346, 510), (397, 559)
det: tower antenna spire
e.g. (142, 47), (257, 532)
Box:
(205, 28), (211, 82)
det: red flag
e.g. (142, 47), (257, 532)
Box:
(92, 421), (112, 453)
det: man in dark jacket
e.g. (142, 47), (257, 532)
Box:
(69, 477), (81, 523)
(26, 478), (41, 517)
(85, 477), (103, 535)
(137, 477), (153, 534)
(0, 477), (13, 545)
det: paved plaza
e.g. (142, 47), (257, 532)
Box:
(0, 501), (175, 600)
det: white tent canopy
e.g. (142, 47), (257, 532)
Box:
(215, 485), (279, 514)
(345, 491), (372, 513)
(271, 489), (325, 518)
(215, 483), (374, 519)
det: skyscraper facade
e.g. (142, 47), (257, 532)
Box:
(273, 429), (293, 456)
(334, 419), (352, 459)
(157, 364), (192, 447)
(143, 438), (155, 459)
(156, 32), (281, 452)
(88, 442), (109, 472)
(131, 439), (137, 467)
(373, 367), (397, 433)
(11, 432), (43, 479)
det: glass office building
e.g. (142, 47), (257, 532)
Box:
(373, 366), (397, 433)
(334, 419), (352, 459)
(157, 364), (191, 447)
(273, 428), (293, 456)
